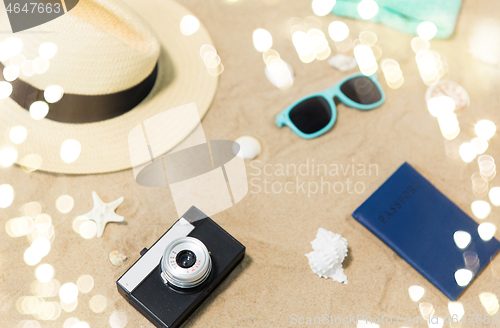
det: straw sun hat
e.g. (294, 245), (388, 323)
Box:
(0, 0), (218, 174)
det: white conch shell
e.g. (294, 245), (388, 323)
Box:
(305, 228), (348, 284)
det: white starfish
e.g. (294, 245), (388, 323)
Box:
(82, 191), (124, 238)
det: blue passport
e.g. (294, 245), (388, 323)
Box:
(352, 163), (500, 300)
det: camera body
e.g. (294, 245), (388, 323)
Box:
(116, 206), (245, 328)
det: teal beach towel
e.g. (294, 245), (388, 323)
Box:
(331, 0), (463, 39)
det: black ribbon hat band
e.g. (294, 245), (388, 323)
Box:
(1, 62), (158, 123)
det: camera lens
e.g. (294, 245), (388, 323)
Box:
(161, 237), (212, 289)
(176, 250), (196, 268)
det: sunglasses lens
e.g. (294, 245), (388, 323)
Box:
(289, 96), (332, 134)
(340, 76), (381, 105)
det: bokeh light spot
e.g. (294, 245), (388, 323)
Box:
(34, 57), (50, 74)
(56, 195), (74, 214)
(408, 285), (425, 302)
(10, 126), (27, 144)
(0, 147), (18, 167)
(180, 15), (200, 36)
(265, 56), (294, 89)
(417, 21), (438, 40)
(79, 221), (97, 239)
(0, 42), (9, 61)
(359, 31), (377, 46)
(89, 295), (107, 313)
(10, 54), (25, 68)
(0, 184), (14, 208)
(63, 317), (80, 328)
(415, 50), (445, 86)
(24, 247), (42, 266)
(29, 101), (49, 120)
(31, 238), (51, 257)
(76, 275), (94, 294)
(34, 301), (59, 320)
(426, 95), (455, 117)
(453, 231), (471, 249)
(448, 301), (465, 321)
(357, 0), (378, 20)
(73, 322), (89, 328)
(59, 283), (78, 304)
(328, 21), (349, 42)
(411, 37), (430, 53)
(21, 60), (36, 77)
(60, 139), (82, 164)
(312, 0), (336, 16)
(35, 264), (54, 283)
(38, 42), (57, 60)
(437, 113), (460, 140)
(20, 154), (42, 172)
(34, 214), (52, 232)
(72, 216), (88, 233)
(109, 311), (128, 328)
(3, 65), (20, 82)
(489, 187), (500, 206)
(478, 223), (497, 241)
(5, 37), (23, 56)
(471, 138), (488, 155)
(22, 202), (42, 217)
(44, 85), (64, 104)
(475, 120), (496, 140)
(479, 292), (499, 315)
(20, 320), (41, 328)
(0, 81), (13, 99)
(200, 44), (216, 59)
(381, 59), (404, 89)
(253, 28), (273, 52)
(60, 299), (78, 313)
(6, 216), (34, 238)
(18, 296), (43, 315)
(31, 279), (60, 298)
(471, 200), (491, 219)
(459, 143), (477, 163)
(353, 44), (377, 75)
(454, 269), (473, 287)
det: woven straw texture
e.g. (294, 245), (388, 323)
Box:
(0, 0), (218, 174)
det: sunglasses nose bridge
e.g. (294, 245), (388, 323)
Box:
(322, 87), (337, 99)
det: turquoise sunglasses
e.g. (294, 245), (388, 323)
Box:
(275, 73), (385, 139)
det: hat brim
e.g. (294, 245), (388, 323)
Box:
(1, 0), (218, 174)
